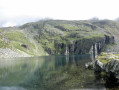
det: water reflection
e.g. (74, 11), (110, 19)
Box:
(0, 55), (105, 90)
(0, 87), (27, 90)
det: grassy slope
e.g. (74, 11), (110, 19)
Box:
(0, 27), (47, 56)
(97, 52), (119, 64)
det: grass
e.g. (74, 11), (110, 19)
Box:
(5, 31), (48, 56)
(11, 41), (36, 55)
(97, 52), (119, 64)
(5, 31), (28, 43)
(0, 30), (46, 56)
(59, 24), (80, 30)
(0, 41), (10, 48)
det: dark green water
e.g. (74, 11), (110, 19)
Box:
(0, 55), (105, 90)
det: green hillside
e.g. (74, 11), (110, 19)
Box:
(0, 20), (118, 58)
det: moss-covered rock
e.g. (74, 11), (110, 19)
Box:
(97, 52), (119, 64)
(94, 52), (119, 84)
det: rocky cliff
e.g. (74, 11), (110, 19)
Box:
(89, 35), (114, 60)
(54, 35), (114, 55)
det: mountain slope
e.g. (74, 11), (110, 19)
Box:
(91, 20), (119, 52)
(0, 20), (118, 58)
(0, 27), (47, 58)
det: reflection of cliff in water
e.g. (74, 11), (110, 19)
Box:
(19, 55), (104, 90)
(0, 55), (106, 90)
(94, 70), (119, 90)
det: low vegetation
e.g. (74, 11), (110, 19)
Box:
(97, 52), (119, 64)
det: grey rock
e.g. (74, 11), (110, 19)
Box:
(94, 58), (119, 80)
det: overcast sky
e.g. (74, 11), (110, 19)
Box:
(0, 0), (119, 27)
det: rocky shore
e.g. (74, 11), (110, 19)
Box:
(85, 52), (119, 89)
(0, 48), (31, 58)
(93, 53), (119, 86)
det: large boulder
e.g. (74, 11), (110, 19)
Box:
(94, 52), (119, 83)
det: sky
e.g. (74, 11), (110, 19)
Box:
(0, 0), (119, 27)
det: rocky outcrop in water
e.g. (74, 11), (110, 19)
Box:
(94, 53), (119, 84)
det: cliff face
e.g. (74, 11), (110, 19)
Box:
(0, 20), (117, 57)
(90, 35), (114, 60)
(54, 35), (114, 55)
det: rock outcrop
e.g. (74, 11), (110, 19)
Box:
(94, 52), (119, 83)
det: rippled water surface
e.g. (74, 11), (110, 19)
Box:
(0, 55), (106, 90)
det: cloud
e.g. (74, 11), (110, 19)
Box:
(2, 22), (17, 27)
(0, 0), (119, 27)
(0, 16), (42, 27)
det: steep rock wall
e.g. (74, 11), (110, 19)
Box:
(45, 35), (114, 55)
(89, 35), (114, 60)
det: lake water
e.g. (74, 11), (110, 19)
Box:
(0, 55), (106, 90)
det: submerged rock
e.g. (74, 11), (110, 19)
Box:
(85, 62), (93, 70)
